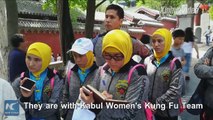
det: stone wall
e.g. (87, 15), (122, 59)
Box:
(0, 0), (9, 80)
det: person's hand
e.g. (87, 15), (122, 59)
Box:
(181, 60), (186, 66)
(197, 54), (199, 59)
(148, 102), (156, 113)
(133, 40), (150, 58)
(204, 58), (210, 65)
(101, 91), (113, 99)
(80, 87), (94, 104)
(20, 78), (35, 97)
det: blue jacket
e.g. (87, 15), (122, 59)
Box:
(8, 48), (27, 82)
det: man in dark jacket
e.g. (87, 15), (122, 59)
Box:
(92, 4), (150, 66)
(8, 34), (27, 82)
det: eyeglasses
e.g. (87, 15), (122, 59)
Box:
(102, 52), (124, 61)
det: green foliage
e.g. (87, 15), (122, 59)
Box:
(209, 5), (213, 20)
(42, 0), (87, 23)
(136, 0), (185, 11)
(42, 0), (57, 13)
(205, 0), (213, 4)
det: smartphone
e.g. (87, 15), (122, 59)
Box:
(82, 86), (91, 96)
(20, 78), (36, 91)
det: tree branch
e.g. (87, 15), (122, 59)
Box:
(95, 0), (107, 9)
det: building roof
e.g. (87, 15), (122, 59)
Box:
(17, 0), (56, 17)
(18, 18), (58, 29)
(94, 12), (105, 21)
(138, 20), (163, 27)
(128, 28), (146, 33)
(125, 11), (157, 22)
(158, 17), (177, 22)
(135, 6), (160, 17)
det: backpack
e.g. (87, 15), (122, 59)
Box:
(20, 69), (58, 90)
(170, 57), (185, 113)
(127, 64), (153, 120)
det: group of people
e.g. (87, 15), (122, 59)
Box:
(1, 3), (212, 120)
(51, 53), (62, 62)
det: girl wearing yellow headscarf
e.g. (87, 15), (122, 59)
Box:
(144, 28), (182, 120)
(12, 42), (63, 120)
(79, 30), (149, 120)
(152, 28), (172, 64)
(102, 29), (133, 72)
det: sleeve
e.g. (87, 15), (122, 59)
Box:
(11, 77), (22, 98)
(92, 35), (99, 52)
(155, 63), (182, 105)
(61, 74), (70, 118)
(30, 75), (63, 118)
(194, 47), (213, 79)
(96, 71), (149, 119)
(9, 53), (17, 82)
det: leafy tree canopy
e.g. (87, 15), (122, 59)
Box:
(136, 0), (186, 11)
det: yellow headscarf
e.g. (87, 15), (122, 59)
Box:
(102, 30), (133, 68)
(152, 28), (172, 61)
(81, 51), (94, 71)
(27, 42), (52, 77)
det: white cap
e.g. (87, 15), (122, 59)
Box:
(67, 38), (93, 55)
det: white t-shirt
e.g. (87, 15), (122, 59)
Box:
(57, 56), (62, 61)
(0, 78), (25, 120)
(181, 42), (193, 54)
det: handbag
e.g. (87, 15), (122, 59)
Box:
(186, 79), (206, 115)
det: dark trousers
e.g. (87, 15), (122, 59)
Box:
(201, 105), (213, 120)
(154, 115), (178, 120)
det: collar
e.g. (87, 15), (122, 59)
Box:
(151, 51), (175, 67)
(72, 62), (98, 73)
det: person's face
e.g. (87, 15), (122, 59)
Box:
(104, 9), (123, 31)
(174, 37), (184, 46)
(26, 54), (42, 73)
(103, 52), (124, 72)
(72, 52), (88, 68)
(151, 34), (165, 54)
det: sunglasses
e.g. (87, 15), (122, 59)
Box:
(102, 52), (124, 61)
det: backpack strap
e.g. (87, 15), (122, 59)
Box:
(127, 64), (145, 85)
(50, 69), (58, 90)
(67, 69), (72, 87)
(169, 57), (185, 113)
(21, 72), (25, 78)
(170, 57), (178, 71)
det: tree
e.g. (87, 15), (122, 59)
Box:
(57, 0), (74, 64)
(187, 0), (195, 28)
(43, 0), (108, 61)
(137, 0), (185, 11)
(0, 0), (18, 79)
(209, 5), (213, 20)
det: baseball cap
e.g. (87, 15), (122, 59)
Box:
(67, 37), (93, 55)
